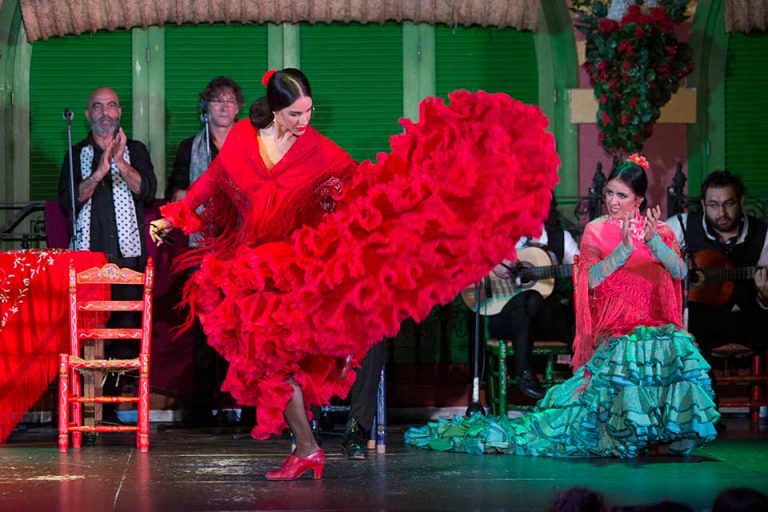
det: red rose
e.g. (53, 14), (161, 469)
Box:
(621, 5), (645, 26)
(601, 112), (611, 125)
(618, 40), (635, 57)
(623, 61), (632, 72)
(609, 79), (618, 89)
(599, 95), (608, 105)
(598, 60), (608, 72)
(635, 26), (645, 39)
(598, 18), (619, 33)
(628, 97), (639, 109)
(650, 7), (674, 32)
(621, 114), (631, 125)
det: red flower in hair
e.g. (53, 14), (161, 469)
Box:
(627, 153), (650, 171)
(261, 69), (276, 87)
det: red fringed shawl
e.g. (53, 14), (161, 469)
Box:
(572, 216), (684, 369)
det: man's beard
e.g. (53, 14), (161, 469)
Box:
(90, 114), (120, 137)
(707, 211), (741, 234)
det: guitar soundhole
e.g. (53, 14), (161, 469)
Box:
(518, 263), (535, 288)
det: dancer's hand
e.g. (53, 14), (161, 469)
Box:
(644, 205), (661, 242)
(111, 127), (127, 163)
(150, 218), (173, 246)
(621, 213), (634, 250)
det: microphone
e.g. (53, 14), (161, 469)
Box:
(63, 108), (74, 121)
(199, 100), (209, 113)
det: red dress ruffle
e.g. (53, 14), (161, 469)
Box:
(163, 90), (560, 439)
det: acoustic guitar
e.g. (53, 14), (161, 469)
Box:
(461, 246), (573, 315)
(689, 249), (763, 306)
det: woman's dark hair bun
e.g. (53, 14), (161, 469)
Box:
(249, 97), (273, 129)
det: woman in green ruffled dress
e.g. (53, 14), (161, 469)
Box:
(405, 155), (720, 458)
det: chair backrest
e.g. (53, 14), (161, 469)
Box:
(68, 259), (154, 357)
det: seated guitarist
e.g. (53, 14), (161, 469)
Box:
(671, 170), (768, 361)
(487, 198), (579, 399)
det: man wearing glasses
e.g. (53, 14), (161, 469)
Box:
(166, 76), (244, 203)
(165, 77), (244, 426)
(672, 170), (768, 370)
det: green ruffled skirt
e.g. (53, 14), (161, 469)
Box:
(405, 325), (720, 458)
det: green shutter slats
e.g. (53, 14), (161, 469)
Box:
(300, 23), (403, 163)
(165, 24), (268, 180)
(725, 32), (768, 195)
(436, 26), (537, 105)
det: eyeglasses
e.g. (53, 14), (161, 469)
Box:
(209, 98), (239, 107)
(704, 199), (738, 210)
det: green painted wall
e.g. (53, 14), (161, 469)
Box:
(164, 24), (268, 180)
(435, 25), (538, 104)
(29, 32), (133, 200)
(724, 32), (768, 195)
(300, 22), (403, 163)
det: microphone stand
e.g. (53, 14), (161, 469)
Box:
(200, 104), (211, 166)
(466, 280), (486, 416)
(63, 108), (77, 249)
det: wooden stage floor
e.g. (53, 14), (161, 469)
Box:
(1, 417), (766, 511)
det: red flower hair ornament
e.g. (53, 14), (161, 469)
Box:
(261, 69), (276, 87)
(627, 153), (650, 172)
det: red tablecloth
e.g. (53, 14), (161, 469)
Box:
(0, 249), (106, 443)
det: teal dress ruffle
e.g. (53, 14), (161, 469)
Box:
(405, 325), (720, 458)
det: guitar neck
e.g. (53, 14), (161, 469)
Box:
(700, 266), (757, 282)
(524, 264), (573, 281)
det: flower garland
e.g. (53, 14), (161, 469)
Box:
(572, 0), (693, 158)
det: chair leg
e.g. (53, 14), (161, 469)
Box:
(70, 366), (82, 449)
(545, 355), (554, 384)
(137, 353), (150, 452)
(498, 340), (508, 417)
(751, 354), (763, 424)
(58, 355), (70, 453)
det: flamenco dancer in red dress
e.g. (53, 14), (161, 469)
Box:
(151, 68), (560, 480)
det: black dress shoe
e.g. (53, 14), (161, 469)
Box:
(341, 418), (366, 460)
(517, 370), (545, 400)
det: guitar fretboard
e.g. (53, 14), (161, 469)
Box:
(520, 264), (573, 281)
(699, 266), (757, 282)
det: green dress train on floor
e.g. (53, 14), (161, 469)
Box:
(405, 325), (719, 457)
(406, 216), (720, 458)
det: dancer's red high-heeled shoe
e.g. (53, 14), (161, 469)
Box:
(265, 448), (326, 481)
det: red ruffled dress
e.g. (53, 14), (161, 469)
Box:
(161, 90), (560, 439)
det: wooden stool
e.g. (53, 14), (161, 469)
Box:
(711, 343), (768, 423)
(485, 339), (571, 416)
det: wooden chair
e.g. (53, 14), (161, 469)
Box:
(711, 343), (768, 424)
(58, 260), (154, 452)
(485, 338), (570, 416)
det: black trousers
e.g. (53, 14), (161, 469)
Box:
(349, 341), (389, 432)
(486, 290), (575, 376)
(688, 302), (768, 360)
(188, 317), (228, 415)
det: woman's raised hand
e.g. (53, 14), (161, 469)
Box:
(621, 213), (634, 249)
(149, 218), (173, 246)
(644, 205), (661, 242)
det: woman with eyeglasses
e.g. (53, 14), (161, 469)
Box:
(151, 68), (560, 478)
(407, 155), (720, 458)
